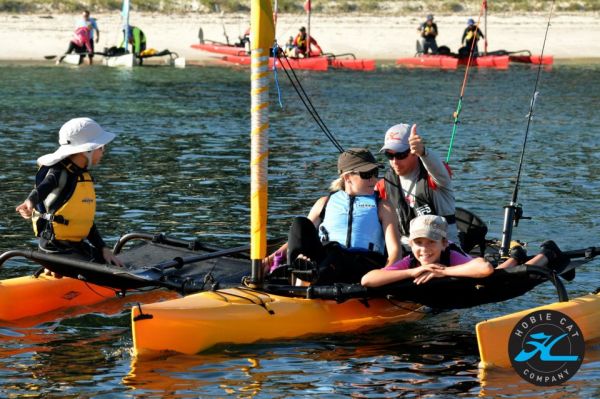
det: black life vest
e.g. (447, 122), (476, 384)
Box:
(383, 162), (455, 237)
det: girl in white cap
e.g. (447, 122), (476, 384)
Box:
(361, 215), (493, 287)
(15, 118), (123, 268)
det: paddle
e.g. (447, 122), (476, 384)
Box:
(148, 244), (254, 273)
(44, 51), (107, 60)
(145, 236), (285, 274)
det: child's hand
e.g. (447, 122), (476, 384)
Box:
(15, 199), (34, 219)
(412, 264), (446, 285)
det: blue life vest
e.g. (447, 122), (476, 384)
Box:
(318, 191), (385, 254)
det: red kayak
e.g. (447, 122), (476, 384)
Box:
(509, 54), (554, 65)
(191, 42), (248, 56)
(329, 57), (376, 71)
(222, 54), (330, 71)
(396, 55), (459, 69)
(458, 55), (510, 69)
(397, 54), (509, 70)
(193, 42), (374, 72)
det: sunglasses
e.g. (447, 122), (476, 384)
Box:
(384, 150), (411, 161)
(354, 168), (379, 180)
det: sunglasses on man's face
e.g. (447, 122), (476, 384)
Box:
(354, 168), (379, 180)
(385, 150), (411, 161)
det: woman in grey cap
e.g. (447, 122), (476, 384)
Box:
(264, 148), (402, 284)
(15, 117), (123, 270)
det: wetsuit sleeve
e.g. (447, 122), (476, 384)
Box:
(420, 150), (452, 189)
(87, 224), (106, 249)
(26, 167), (61, 206)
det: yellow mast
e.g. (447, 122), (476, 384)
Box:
(248, 0), (275, 286)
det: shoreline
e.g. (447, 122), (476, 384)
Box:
(1, 12), (599, 62)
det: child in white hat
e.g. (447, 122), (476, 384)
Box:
(15, 117), (123, 268)
(361, 215), (493, 287)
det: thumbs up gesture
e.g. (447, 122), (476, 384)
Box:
(408, 124), (425, 156)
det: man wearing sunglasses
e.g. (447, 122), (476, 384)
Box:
(375, 123), (459, 246)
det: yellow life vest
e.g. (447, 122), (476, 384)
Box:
(465, 30), (474, 41)
(32, 171), (96, 242)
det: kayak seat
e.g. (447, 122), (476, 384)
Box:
(455, 207), (488, 255)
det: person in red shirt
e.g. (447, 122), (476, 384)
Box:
(291, 26), (323, 58)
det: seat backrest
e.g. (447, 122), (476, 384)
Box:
(455, 207), (488, 255)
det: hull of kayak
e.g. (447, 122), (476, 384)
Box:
(397, 55), (510, 69)
(476, 291), (600, 369)
(396, 55), (459, 69)
(103, 53), (135, 67)
(509, 54), (554, 65)
(191, 43), (247, 56)
(132, 286), (426, 357)
(221, 54), (329, 71)
(61, 53), (83, 65)
(458, 55), (510, 69)
(0, 274), (118, 321)
(329, 58), (376, 71)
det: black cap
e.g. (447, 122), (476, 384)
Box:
(337, 148), (382, 174)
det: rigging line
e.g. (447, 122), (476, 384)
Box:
(277, 53), (344, 152)
(511, 1), (554, 204)
(271, 44), (284, 108)
(446, 0), (487, 163)
(275, 52), (345, 153)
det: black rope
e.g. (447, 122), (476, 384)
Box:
(275, 51), (345, 153)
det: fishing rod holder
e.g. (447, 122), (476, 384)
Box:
(500, 202), (530, 257)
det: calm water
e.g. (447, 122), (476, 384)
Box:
(0, 61), (599, 397)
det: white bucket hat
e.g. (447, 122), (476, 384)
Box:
(37, 118), (115, 166)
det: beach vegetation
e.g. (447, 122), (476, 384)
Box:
(1, 0), (599, 13)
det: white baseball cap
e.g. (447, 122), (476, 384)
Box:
(380, 123), (411, 153)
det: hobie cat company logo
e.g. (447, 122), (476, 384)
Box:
(509, 309), (584, 386)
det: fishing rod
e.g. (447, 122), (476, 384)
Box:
(499, 1), (555, 257)
(446, 0), (487, 163)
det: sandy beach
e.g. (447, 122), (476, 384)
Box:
(0, 12), (599, 62)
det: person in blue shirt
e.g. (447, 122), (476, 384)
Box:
(263, 148), (402, 284)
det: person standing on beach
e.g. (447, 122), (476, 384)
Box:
(121, 25), (147, 57)
(375, 123), (459, 245)
(77, 9), (100, 64)
(418, 14), (438, 54)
